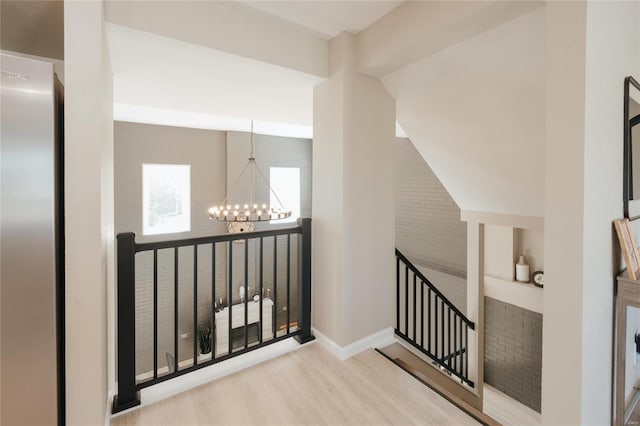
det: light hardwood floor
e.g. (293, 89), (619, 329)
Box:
(484, 385), (541, 426)
(112, 343), (479, 426)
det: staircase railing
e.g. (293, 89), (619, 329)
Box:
(395, 248), (475, 387)
(112, 218), (314, 413)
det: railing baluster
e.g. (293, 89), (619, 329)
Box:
(464, 325), (468, 380)
(228, 241), (233, 354)
(460, 317), (464, 376)
(413, 272), (417, 342)
(453, 314), (458, 373)
(259, 237), (263, 344)
(396, 257), (400, 331)
(174, 247), (179, 370)
(447, 307), (451, 368)
(273, 235), (277, 340)
(286, 234), (291, 335)
(440, 300), (444, 361)
(427, 288), (432, 353)
(193, 245), (198, 364)
(244, 238), (249, 349)
(153, 249), (158, 379)
(420, 280), (424, 348)
(404, 265), (409, 335)
(212, 243), (216, 359)
(434, 294), (438, 357)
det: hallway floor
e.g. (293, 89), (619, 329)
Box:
(112, 343), (479, 425)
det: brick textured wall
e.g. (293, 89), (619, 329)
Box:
(484, 297), (542, 412)
(395, 138), (467, 274)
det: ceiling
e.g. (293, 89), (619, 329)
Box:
(236, 1), (403, 39)
(108, 23), (325, 137)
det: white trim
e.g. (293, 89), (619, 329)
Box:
(111, 337), (303, 418)
(484, 275), (543, 314)
(460, 210), (544, 230)
(105, 391), (113, 426)
(312, 327), (395, 361)
(114, 103), (314, 139)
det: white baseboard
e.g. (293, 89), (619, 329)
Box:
(105, 390), (114, 426)
(111, 337), (303, 417)
(312, 327), (395, 361)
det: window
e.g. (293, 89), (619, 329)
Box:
(142, 164), (191, 235)
(269, 167), (300, 224)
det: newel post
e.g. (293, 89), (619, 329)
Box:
(296, 218), (315, 344)
(112, 232), (141, 413)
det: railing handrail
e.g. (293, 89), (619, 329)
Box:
(395, 248), (474, 330)
(133, 225), (303, 252)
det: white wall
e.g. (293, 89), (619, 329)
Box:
(542, 3), (588, 423)
(581, 2), (639, 423)
(312, 37), (346, 344)
(543, 1), (640, 424)
(484, 225), (544, 282)
(313, 33), (395, 347)
(64, 0), (113, 423)
(484, 225), (515, 282)
(382, 7), (546, 217)
(114, 122), (228, 242)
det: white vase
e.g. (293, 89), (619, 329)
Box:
(516, 255), (530, 283)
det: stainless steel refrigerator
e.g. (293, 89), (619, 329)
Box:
(1, 52), (64, 425)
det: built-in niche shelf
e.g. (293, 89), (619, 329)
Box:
(484, 275), (543, 314)
(480, 213), (544, 314)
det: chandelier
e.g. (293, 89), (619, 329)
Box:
(208, 121), (292, 228)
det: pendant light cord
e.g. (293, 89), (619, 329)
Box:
(249, 120), (255, 159)
(214, 119), (287, 210)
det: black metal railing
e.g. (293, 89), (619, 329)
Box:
(112, 218), (313, 413)
(395, 249), (475, 387)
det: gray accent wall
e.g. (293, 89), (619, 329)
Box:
(115, 122), (228, 375)
(484, 297), (543, 412)
(226, 131), (312, 337)
(115, 122), (311, 375)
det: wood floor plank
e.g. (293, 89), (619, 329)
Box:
(111, 343), (480, 426)
(483, 385), (541, 426)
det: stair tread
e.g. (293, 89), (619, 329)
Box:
(377, 343), (501, 426)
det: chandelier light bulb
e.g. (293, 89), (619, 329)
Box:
(253, 204), (258, 209)
(227, 205), (231, 210)
(262, 204), (267, 209)
(223, 210), (228, 216)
